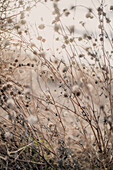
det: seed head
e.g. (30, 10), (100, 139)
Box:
(28, 115), (38, 125)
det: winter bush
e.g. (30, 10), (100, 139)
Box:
(0, 0), (113, 169)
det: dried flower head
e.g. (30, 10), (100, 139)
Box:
(5, 132), (13, 139)
(21, 20), (26, 25)
(38, 24), (45, 30)
(27, 115), (38, 125)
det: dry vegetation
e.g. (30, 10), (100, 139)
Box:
(0, 0), (113, 169)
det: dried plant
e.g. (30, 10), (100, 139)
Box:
(0, 0), (113, 169)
